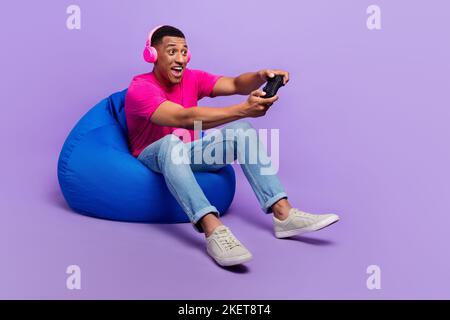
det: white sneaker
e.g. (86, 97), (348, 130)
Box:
(273, 208), (340, 238)
(206, 225), (253, 266)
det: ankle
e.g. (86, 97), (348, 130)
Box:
(274, 211), (290, 221)
(272, 199), (292, 220)
(199, 213), (223, 237)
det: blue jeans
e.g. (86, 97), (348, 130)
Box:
(137, 121), (288, 232)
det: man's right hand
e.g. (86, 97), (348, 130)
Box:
(240, 90), (279, 118)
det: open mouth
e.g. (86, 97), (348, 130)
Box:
(170, 66), (183, 77)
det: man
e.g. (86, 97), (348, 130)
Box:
(125, 25), (339, 267)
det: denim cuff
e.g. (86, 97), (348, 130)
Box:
(262, 192), (288, 214)
(191, 205), (220, 233)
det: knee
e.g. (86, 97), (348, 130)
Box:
(228, 120), (253, 131)
(158, 134), (186, 159)
(225, 121), (256, 142)
(233, 122), (259, 146)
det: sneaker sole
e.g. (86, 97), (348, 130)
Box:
(275, 215), (340, 239)
(208, 251), (253, 267)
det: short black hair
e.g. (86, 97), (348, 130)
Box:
(151, 25), (185, 46)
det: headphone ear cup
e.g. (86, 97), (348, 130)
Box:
(143, 40), (150, 62)
(143, 41), (158, 63)
(187, 49), (191, 63)
(148, 46), (158, 63)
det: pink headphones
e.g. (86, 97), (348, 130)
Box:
(143, 25), (191, 64)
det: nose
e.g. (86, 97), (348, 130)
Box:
(175, 52), (185, 64)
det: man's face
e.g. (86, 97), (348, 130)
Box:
(154, 36), (189, 86)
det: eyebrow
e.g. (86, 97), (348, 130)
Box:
(166, 43), (188, 48)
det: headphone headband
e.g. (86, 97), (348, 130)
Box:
(146, 24), (164, 46)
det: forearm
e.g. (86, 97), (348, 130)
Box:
(234, 71), (266, 95)
(183, 104), (245, 130)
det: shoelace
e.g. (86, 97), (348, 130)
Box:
(292, 209), (316, 221)
(216, 229), (240, 250)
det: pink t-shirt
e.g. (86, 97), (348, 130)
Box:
(125, 69), (222, 157)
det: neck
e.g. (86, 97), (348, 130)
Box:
(153, 66), (174, 88)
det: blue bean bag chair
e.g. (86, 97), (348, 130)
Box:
(57, 89), (236, 223)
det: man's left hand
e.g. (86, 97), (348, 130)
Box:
(258, 69), (290, 85)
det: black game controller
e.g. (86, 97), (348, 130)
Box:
(262, 74), (284, 98)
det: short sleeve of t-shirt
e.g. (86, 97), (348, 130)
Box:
(192, 69), (222, 100)
(125, 79), (167, 120)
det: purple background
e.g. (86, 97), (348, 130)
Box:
(1, 0), (450, 299)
